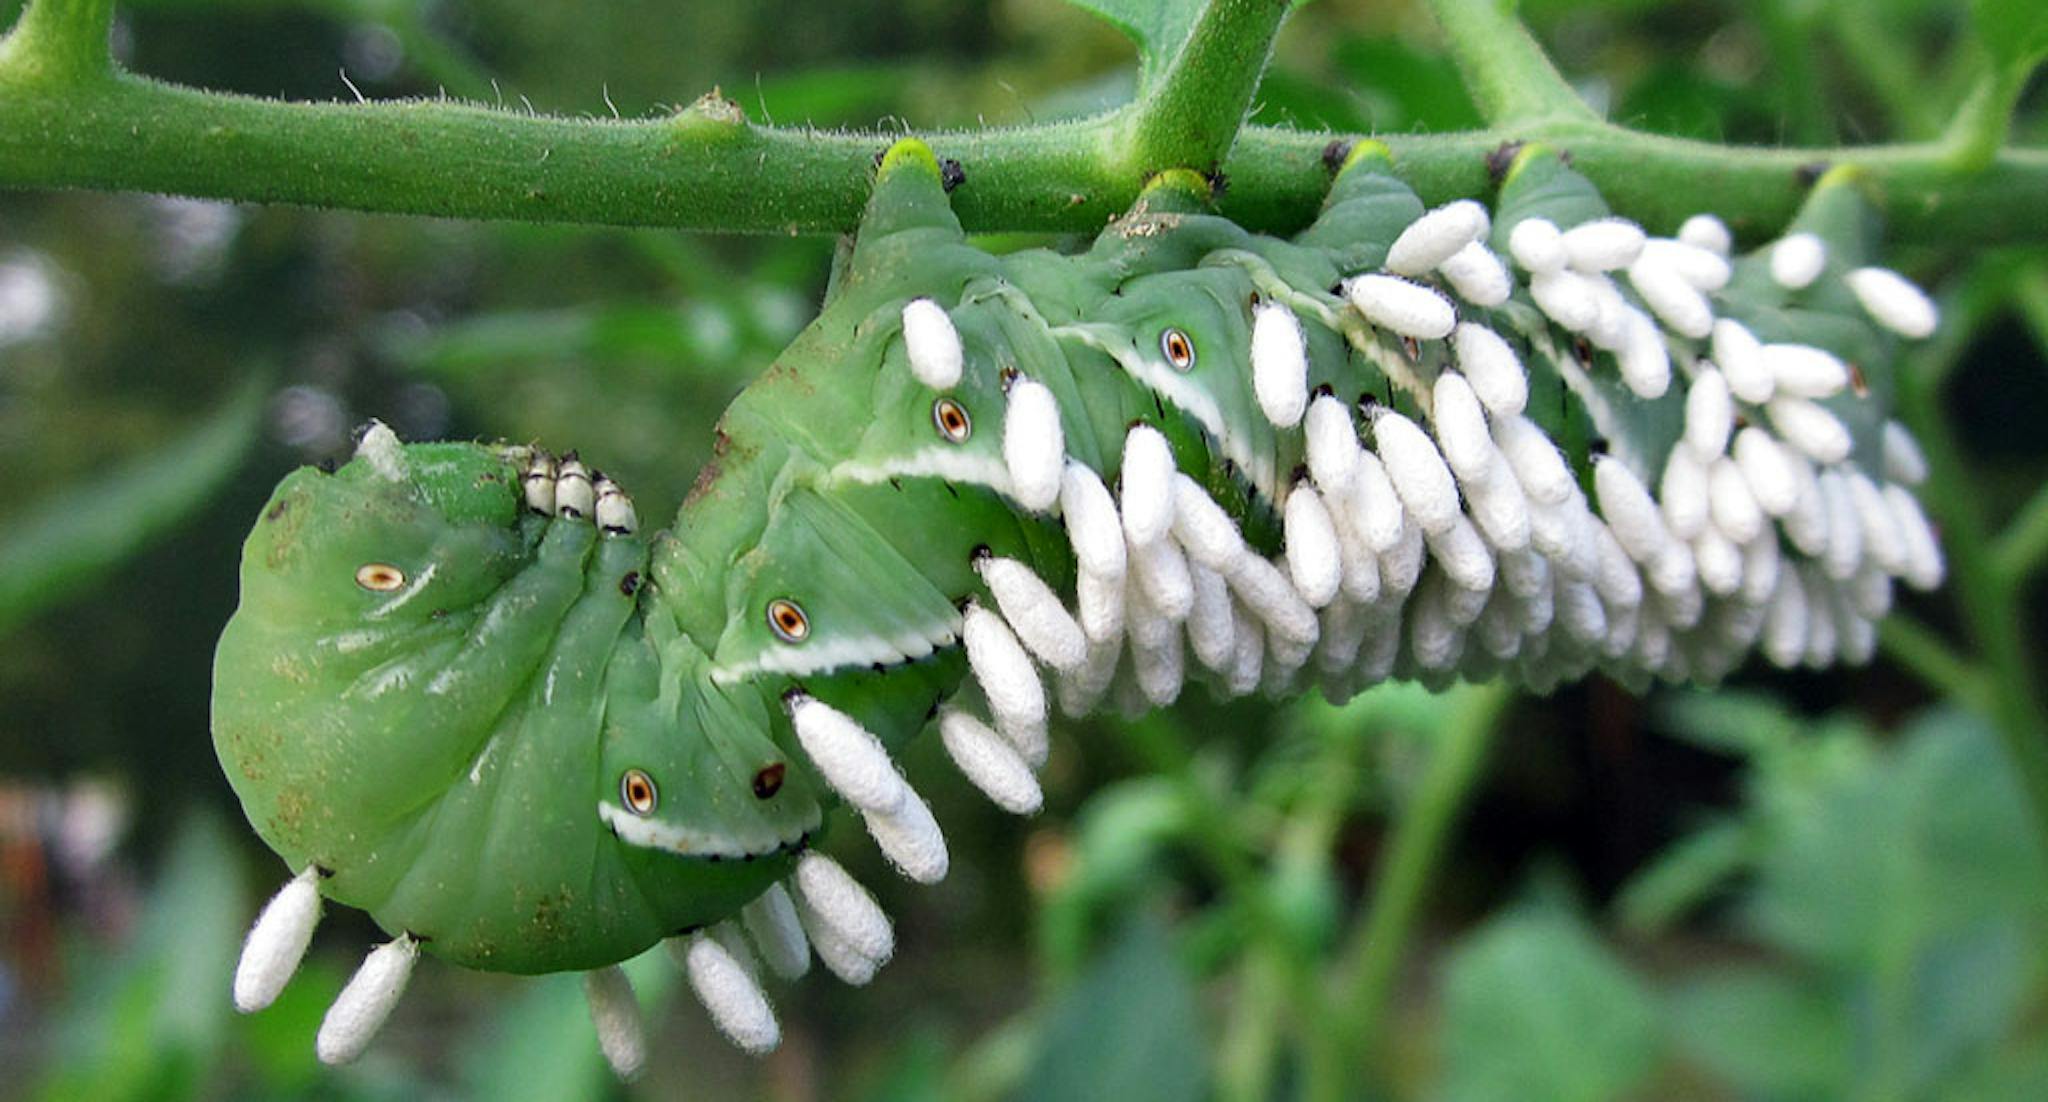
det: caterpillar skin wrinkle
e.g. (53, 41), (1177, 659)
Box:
(212, 138), (1945, 1070)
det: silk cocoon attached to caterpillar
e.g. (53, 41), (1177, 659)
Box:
(211, 137), (1945, 1071)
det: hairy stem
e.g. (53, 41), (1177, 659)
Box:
(1, 0), (114, 81)
(1422, 0), (1598, 127)
(1327, 682), (1512, 1091)
(1117, 0), (1293, 178)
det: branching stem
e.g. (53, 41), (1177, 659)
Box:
(1422, 0), (1598, 127)
(1117, 0), (1293, 178)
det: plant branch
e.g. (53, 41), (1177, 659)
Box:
(1422, 0), (1598, 127)
(1329, 682), (1511, 1091)
(0, 61), (2042, 248)
(1994, 478), (2048, 585)
(1117, 0), (1292, 178)
(1877, 614), (1992, 713)
(1943, 67), (2035, 174)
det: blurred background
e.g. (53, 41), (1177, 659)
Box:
(2, 0), (2045, 1098)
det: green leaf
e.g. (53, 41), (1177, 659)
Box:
(0, 375), (265, 636)
(1015, 914), (1209, 1102)
(1436, 910), (1660, 1102)
(1613, 817), (1755, 934)
(1972, 0), (2048, 76)
(1667, 968), (1853, 1099)
(1060, 0), (1206, 91)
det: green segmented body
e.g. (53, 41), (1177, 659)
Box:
(213, 138), (1942, 1021)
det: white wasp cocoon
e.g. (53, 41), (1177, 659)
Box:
(1372, 408), (1462, 535)
(962, 601), (1048, 761)
(1438, 240), (1513, 307)
(901, 298), (964, 389)
(1628, 253), (1715, 339)
(978, 556), (1086, 673)
(1124, 570), (1177, 650)
(1345, 273), (1456, 340)
(1304, 393), (1361, 493)
(1556, 578), (1608, 645)
(1875, 477), (1941, 585)
(1731, 427), (1799, 516)
(353, 420), (407, 482)
(1882, 421), (1929, 486)
(1707, 456), (1765, 543)
(1076, 567), (1125, 646)
(1493, 414), (1574, 506)
(1846, 266), (1939, 340)
(1061, 461), (1126, 580)
(1678, 213), (1733, 256)
(1660, 448), (1710, 541)
(790, 695), (905, 814)
(1563, 217), (1647, 273)
(1529, 268), (1598, 332)
(1348, 451), (1407, 553)
(1642, 237), (1732, 292)
(1851, 561), (1895, 619)
(1763, 343), (1850, 399)
(1770, 232), (1827, 289)
(1453, 322), (1527, 416)
(1119, 425), (1177, 546)
(1818, 469), (1865, 581)
(1379, 520), (1427, 600)
(1499, 545), (1551, 601)
(1228, 604), (1265, 696)
(1171, 474), (1249, 572)
(1508, 217), (1566, 272)
(1251, 302), (1311, 428)
(584, 965), (647, 1081)
(1444, 577), (1491, 629)
(1283, 484), (1343, 608)
(235, 867), (323, 1013)
(1426, 514), (1497, 593)
(863, 786), (949, 884)
(1846, 470), (1909, 576)
(741, 884), (811, 982)
(1591, 523), (1644, 610)
(1387, 199), (1491, 275)
(1784, 456), (1831, 558)
(940, 709), (1043, 815)
(1408, 579), (1461, 670)
(1594, 456), (1672, 565)
(1768, 395), (1853, 464)
(1649, 544), (1702, 621)
(1130, 532), (1196, 622)
(1465, 456), (1532, 554)
(1619, 311), (1673, 399)
(317, 936), (419, 1066)
(1432, 371), (1495, 482)
(1227, 554), (1320, 647)
(1710, 318), (1775, 405)
(1131, 624), (1186, 706)
(1584, 276), (1633, 353)
(1187, 561), (1239, 671)
(793, 854), (894, 970)
(1002, 378), (1064, 512)
(1681, 368), (1733, 460)
(1693, 527), (1744, 596)
(1056, 636), (1119, 718)
(1741, 529), (1782, 604)
(683, 932), (780, 1055)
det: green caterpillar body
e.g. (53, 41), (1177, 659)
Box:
(213, 138), (1944, 1063)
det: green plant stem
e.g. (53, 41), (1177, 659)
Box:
(1117, 0), (1292, 177)
(1995, 480), (2048, 586)
(0, 60), (2042, 247)
(1898, 292), (2048, 852)
(1422, 0), (1597, 127)
(1319, 682), (1512, 1096)
(0, 0), (113, 82)
(1877, 615), (1992, 714)
(1944, 67), (2034, 174)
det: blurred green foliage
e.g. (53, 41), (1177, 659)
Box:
(2, 0), (2045, 1099)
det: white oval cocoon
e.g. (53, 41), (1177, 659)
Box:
(1119, 424), (1177, 546)
(1186, 561), (1238, 671)
(1693, 527), (1743, 596)
(1529, 268), (1598, 332)
(1732, 426), (1799, 516)
(1707, 456), (1765, 544)
(1284, 484), (1343, 607)
(1642, 237), (1731, 292)
(1882, 420), (1929, 486)
(1426, 514), (1496, 593)
(1130, 531), (1196, 622)
(1061, 460), (1126, 580)
(741, 884), (812, 982)
(962, 601), (1047, 747)
(1711, 318), (1775, 405)
(790, 695), (908, 815)
(1628, 253), (1714, 339)
(1846, 266), (1938, 339)
(1386, 199), (1490, 276)
(978, 556), (1086, 672)
(1819, 469), (1865, 581)
(234, 868), (324, 1014)
(1171, 473), (1248, 572)
(1492, 414), (1574, 506)
(1453, 322), (1526, 416)
(584, 965), (647, 1080)
(317, 936), (419, 1066)
(901, 298), (963, 389)
(1767, 395), (1853, 464)
(1593, 455), (1671, 564)
(1372, 409), (1463, 536)
(1618, 311), (1672, 399)
(1346, 273), (1457, 339)
(1684, 367), (1734, 459)
(1770, 232), (1827, 289)
(1846, 470), (1908, 575)
(793, 853), (894, 965)
(1226, 554), (1320, 647)
(1563, 217), (1647, 272)
(1660, 447), (1710, 541)
(1438, 240), (1513, 307)
(1591, 521), (1644, 610)
(940, 709), (1043, 815)
(1508, 217), (1566, 272)
(1432, 370), (1495, 482)
(1678, 213), (1732, 256)
(1349, 451), (1408, 553)
(1763, 343), (1850, 399)
(1251, 301), (1311, 428)
(684, 932), (781, 1054)
(1305, 393), (1361, 493)
(1002, 378), (1065, 512)
(1882, 483), (1944, 591)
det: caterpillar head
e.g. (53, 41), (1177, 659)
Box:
(215, 425), (819, 974)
